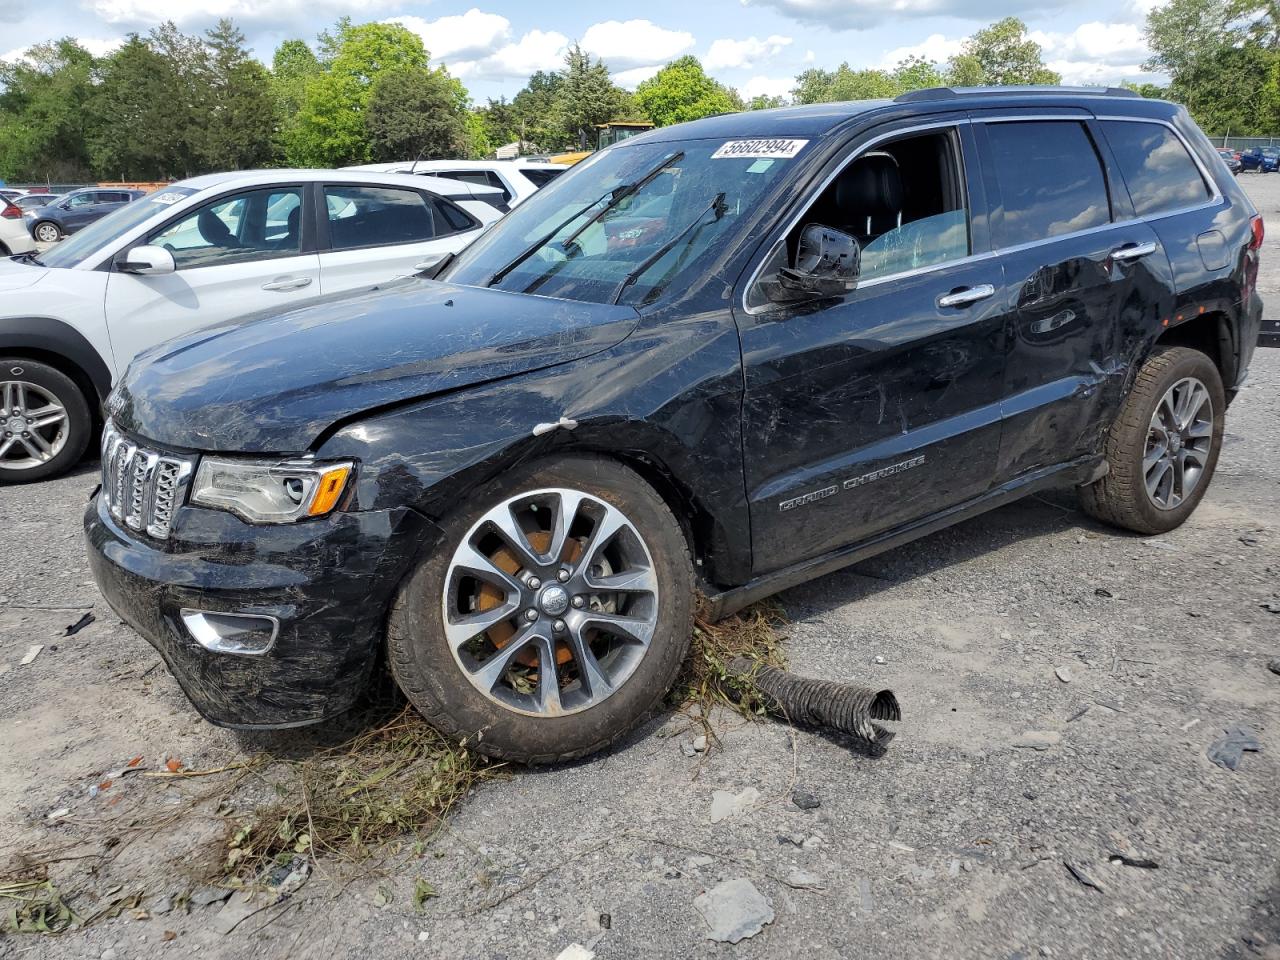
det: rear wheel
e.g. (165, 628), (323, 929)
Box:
(387, 456), (694, 763)
(1079, 346), (1224, 534)
(32, 221), (61, 243)
(0, 358), (92, 483)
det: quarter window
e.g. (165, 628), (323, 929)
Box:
(986, 121), (1111, 247)
(1101, 120), (1211, 217)
(323, 186), (434, 251)
(149, 187), (305, 269)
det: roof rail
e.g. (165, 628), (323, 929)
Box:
(893, 85), (1142, 104)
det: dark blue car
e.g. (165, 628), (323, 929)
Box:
(1239, 146), (1279, 172)
(23, 187), (145, 243)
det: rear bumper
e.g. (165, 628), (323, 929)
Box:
(0, 225), (35, 254)
(85, 495), (437, 728)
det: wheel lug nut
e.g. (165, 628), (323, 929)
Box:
(526, 576), (541, 590)
(571, 595), (585, 609)
(557, 568), (570, 583)
(552, 619), (566, 633)
(524, 608), (538, 622)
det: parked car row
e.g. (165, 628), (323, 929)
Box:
(40, 87), (1265, 764)
(0, 187), (147, 255)
(1239, 146), (1280, 172)
(342, 158), (566, 207)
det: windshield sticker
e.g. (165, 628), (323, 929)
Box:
(712, 138), (808, 160)
(746, 159), (776, 174)
(149, 191), (189, 205)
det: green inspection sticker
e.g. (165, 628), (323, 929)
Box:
(746, 159), (776, 174)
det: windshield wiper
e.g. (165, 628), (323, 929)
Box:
(485, 150), (684, 288)
(610, 192), (728, 305)
(12, 251), (44, 267)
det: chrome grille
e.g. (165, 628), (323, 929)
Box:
(100, 422), (194, 539)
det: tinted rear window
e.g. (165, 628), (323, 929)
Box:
(1102, 120), (1211, 217)
(986, 120), (1111, 247)
(522, 167), (564, 188)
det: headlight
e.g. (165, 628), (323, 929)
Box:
(190, 458), (354, 523)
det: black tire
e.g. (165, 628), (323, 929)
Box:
(31, 220), (61, 243)
(0, 357), (93, 484)
(387, 455), (694, 764)
(1079, 346), (1225, 534)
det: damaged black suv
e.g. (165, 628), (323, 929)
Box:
(87, 87), (1264, 762)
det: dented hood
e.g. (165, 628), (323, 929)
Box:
(110, 278), (640, 453)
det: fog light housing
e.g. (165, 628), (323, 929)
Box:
(181, 609), (279, 656)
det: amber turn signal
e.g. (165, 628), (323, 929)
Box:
(308, 465), (352, 516)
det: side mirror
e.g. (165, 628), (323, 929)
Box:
(117, 245), (176, 276)
(763, 224), (860, 303)
(412, 252), (454, 279)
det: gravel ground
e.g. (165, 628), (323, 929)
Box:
(3, 176), (1279, 960)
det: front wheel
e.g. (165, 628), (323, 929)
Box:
(387, 455), (694, 763)
(0, 358), (92, 483)
(32, 221), (61, 243)
(1079, 346), (1224, 534)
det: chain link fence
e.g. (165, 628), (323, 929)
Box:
(1210, 136), (1280, 150)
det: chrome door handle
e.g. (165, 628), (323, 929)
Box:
(936, 283), (995, 308)
(261, 276), (313, 291)
(1111, 241), (1157, 262)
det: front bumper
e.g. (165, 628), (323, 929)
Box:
(85, 494), (437, 728)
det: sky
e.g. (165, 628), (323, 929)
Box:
(0, 0), (1166, 102)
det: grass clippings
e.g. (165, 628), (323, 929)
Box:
(682, 599), (789, 717)
(0, 877), (78, 934)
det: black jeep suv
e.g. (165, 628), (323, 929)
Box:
(86, 87), (1264, 762)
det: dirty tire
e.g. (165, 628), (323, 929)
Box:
(0, 357), (92, 484)
(1079, 346), (1224, 534)
(387, 455), (694, 764)
(32, 220), (61, 243)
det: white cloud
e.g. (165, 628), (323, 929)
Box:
(386, 10), (511, 63)
(453, 29), (569, 80)
(739, 74), (794, 100)
(580, 19), (694, 69)
(743, 0), (1070, 30)
(1030, 22), (1148, 66)
(877, 32), (964, 68)
(614, 64), (663, 88)
(87, 0), (394, 26)
(1, 36), (121, 62)
(705, 34), (793, 71)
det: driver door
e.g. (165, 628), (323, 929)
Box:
(734, 121), (1012, 575)
(103, 184), (320, 375)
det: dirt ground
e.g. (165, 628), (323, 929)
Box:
(3, 175), (1279, 960)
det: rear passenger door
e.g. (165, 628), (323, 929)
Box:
(315, 184), (480, 295)
(974, 115), (1174, 480)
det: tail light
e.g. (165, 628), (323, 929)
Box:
(1, 202), (20, 219)
(1250, 215), (1265, 250)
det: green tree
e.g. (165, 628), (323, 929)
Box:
(365, 66), (469, 161)
(0, 38), (97, 181)
(271, 39), (321, 158)
(947, 17), (1061, 86)
(557, 44), (629, 147)
(634, 55), (742, 127)
(891, 55), (945, 91)
(791, 63), (899, 103)
(200, 19), (274, 170)
(745, 93), (788, 110)
(288, 20), (428, 166)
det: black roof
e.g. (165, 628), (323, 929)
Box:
(625, 86), (1181, 146)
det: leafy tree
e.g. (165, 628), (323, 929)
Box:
(200, 19), (274, 171)
(366, 66), (468, 161)
(891, 55), (945, 91)
(271, 39), (321, 158)
(0, 39), (97, 181)
(947, 17), (1061, 86)
(791, 63), (899, 103)
(288, 20), (427, 166)
(511, 71), (569, 149)
(634, 55), (741, 126)
(746, 94), (788, 110)
(557, 44), (629, 147)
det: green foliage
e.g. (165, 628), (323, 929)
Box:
(1145, 0), (1280, 134)
(558, 44), (630, 146)
(792, 60), (934, 104)
(199, 20), (275, 172)
(366, 66), (469, 162)
(746, 94), (788, 110)
(634, 55), (742, 127)
(0, 38), (96, 181)
(946, 17), (1061, 86)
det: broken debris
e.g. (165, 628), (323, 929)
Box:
(63, 612), (95, 636)
(693, 878), (774, 944)
(783, 867), (825, 890)
(791, 787), (821, 810)
(710, 787), (759, 824)
(1267, 658), (1280, 677)
(1055, 667), (1073, 683)
(1064, 860), (1104, 893)
(1206, 725), (1262, 771)
(19, 644), (43, 665)
(1012, 731), (1061, 751)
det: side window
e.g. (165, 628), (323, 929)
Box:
(66, 194), (94, 208)
(429, 196), (478, 234)
(149, 187), (304, 269)
(323, 186), (434, 251)
(754, 126), (971, 300)
(1101, 120), (1211, 217)
(522, 168), (564, 188)
(985, 121), (1111, 247)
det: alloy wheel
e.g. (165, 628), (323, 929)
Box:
(441, 487), (660, 717)
(0, 379), (69, 470)
(1144, 376), (1213, 510)
(34, 223), (59, 243)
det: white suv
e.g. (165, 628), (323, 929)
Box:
(0, 195), (37, 256)
(343, 159), (566, 207)
(0, 169), (502, 483)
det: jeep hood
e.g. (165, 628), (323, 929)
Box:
(111, 278), (640, 453)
